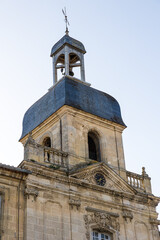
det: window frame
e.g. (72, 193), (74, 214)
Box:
(92, 231), (111, 240)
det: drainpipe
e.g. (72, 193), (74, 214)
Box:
(18, 175), (23, 240)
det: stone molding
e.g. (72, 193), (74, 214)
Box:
(24, 187), (38, 200)
(122, 210), (133, 222)
(85, 207), (119, 218)
(19, 161), (159, 208)
(71, 163), (136, 194)
(0, 168), (29, 180)
(147, 197), (160, 207)
(149, 218), (160, 225)
(69, 198), (81, 210)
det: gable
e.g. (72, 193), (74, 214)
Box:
(70, 163), (136, 194)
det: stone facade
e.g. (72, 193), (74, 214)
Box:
(0, 102), (159, 239)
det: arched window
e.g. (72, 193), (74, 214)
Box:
(43, 137), (51, 147)
(88, 132), (100, 161)
(69, 53), (81, 79)
(92, 231), (111, 240)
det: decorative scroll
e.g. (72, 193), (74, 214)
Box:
(69, 198), (81, 210)
(122, 211), (133, 222)
(84, 211), (120, 240)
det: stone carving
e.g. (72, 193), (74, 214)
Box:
(75, 169), (115, 188)
(77, 170), (94, 183)
(24, 188), (38, 200)
(69, 198), (81, 210)
(148, 198), (159, 207)
(122, 211), (133, 222)
(24, 132), (35, 146)
(149, 218), (160, 227)
(71, 164), (134, 193)
(84, 211), (120, 240)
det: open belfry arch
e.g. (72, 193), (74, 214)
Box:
(50, 35), (86, 83)
(0, 13), (159, 240)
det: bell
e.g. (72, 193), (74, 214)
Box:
(61, 68), (65, 75)
(69, 70), (74, 77)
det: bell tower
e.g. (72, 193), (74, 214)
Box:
(17, 28), (160, 240)
(20, 30), (127, 179)
(50, 33), (86, 84)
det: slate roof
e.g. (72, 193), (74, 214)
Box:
(50, 34), (86, 56)
(20, 77), (126, 140)
(0, 163), (31, 174)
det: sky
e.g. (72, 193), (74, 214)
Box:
(0, 0), (160, 217)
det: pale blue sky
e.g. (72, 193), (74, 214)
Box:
(0, 0), (160, 215)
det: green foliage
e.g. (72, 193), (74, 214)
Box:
(49, 164), (60, 170)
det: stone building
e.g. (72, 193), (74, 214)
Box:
(0, 32), (160, 240)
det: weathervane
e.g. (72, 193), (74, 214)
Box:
(62, 7), (70, 35)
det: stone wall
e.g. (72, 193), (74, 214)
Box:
(19, 161), (160, 240)
(0, 167), (28, 240)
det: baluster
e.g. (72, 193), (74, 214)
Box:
(52, 152), (55, 164)
(55, 153), (58, 164)
(137, 179), (139, 188)
(127, 176), (130, 184)
(130, 177), (133, 186)
(50, 151), (53, 163)
(133, 177), (135, 187)
(44, 150), (48, 162)
(135, 178), (137, 187)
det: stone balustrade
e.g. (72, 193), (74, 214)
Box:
(126, 167), (152, 193)
(44, 147), (68, 167)
(126, 171), (145, 190)
(24, 135), (68, 168)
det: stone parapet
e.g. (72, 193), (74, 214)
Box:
(126, 167), (152, 194)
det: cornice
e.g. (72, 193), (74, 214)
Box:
(19, 160), (160, 208)
(0, 167), (29, 180)
(85, 206), (119, 217)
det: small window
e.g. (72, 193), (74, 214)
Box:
(88, 132), (100, 161)
(43, 137), (51, 148)
(92, 231), (111, 240)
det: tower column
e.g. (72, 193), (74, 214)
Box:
(80, 54), (85, 82)
(65, 46), (69, 76)
(52, 56), (57, 84)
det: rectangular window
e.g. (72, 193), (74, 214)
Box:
(92, 231), (110, 240)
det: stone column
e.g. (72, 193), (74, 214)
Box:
(80, 54), (85, 82)
(65, 46), (69, 76)
(52, 56), (57, 85)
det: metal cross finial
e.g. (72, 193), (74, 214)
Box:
(62, 7), (70, 35)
